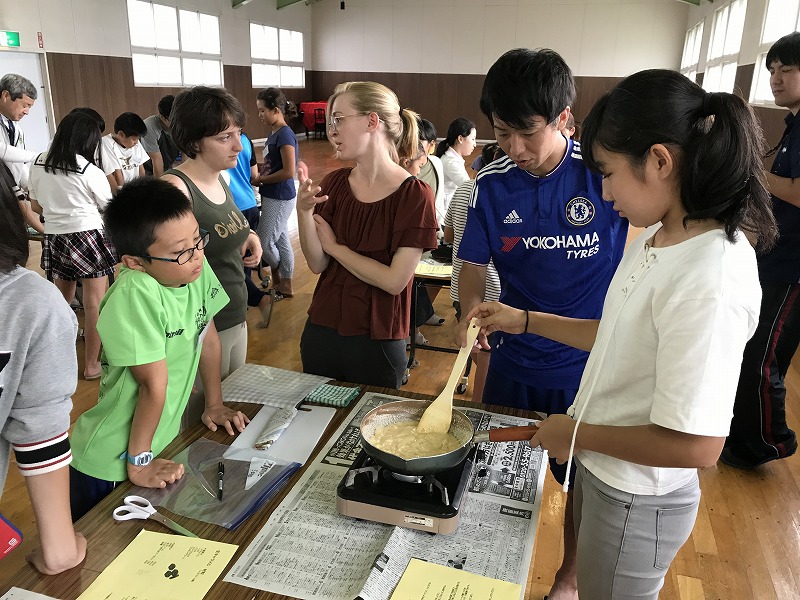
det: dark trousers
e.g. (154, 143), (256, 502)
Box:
(300, 320), (406, 389)
(728, 281), (800, 459)
(414, 283), (435, 327)
(241, 206), (267, 307)
(70, 466), (118, 522)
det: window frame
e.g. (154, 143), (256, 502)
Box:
(750, 0), (800, 107)
(250, 22), (305, 89)
(680, 21), (705, 85)
(701, 0), (748, 93)
(749, 52), (777, 106)
(127, 0), (223, 88)
(760, 0), (800, 46)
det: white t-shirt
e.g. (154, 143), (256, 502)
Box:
(100, 134), (149, 183)
(27, 153), (112, 234)
(572, 225), (761, 496)
(0, 115), (31, 188)
(440, 146), (470, 210)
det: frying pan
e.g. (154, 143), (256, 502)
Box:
(359, 400), (538, 475)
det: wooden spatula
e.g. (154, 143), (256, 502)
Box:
(417, 318), (481, 434)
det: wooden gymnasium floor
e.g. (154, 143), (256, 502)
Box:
(1, 137), (799, 599)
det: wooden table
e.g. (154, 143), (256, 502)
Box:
(1, 387), (539, 600)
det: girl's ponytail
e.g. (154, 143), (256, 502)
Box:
(581, 69), (777, 250)
(683, 92), (776, 250)
(284, 100), (298, 119)
(397, 107), (421, 164)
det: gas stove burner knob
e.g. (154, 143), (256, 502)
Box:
(477, 467), (488, 477)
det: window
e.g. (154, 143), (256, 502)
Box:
(751, 0), (799, 105)
(250, 23), (278, 60)
(681, 22), (704, 73)
(750, 53), (775, 104)
(702, 0), (747, 93)
(127, 0), (222, 86)
(179, 10), (220, 55)
(279, 29), (303, 63)
(703, 62), (738, 94)
(250, 22), (305, 88)
(761, 0), (800, 45)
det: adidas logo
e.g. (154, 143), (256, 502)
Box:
(503, 210), (523, 224)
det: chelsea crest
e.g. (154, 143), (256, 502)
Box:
(565, 197), (595, 226)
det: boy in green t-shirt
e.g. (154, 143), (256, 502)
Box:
(69, 178), (249, 521)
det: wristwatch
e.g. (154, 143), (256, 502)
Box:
(120, 450), (154, 467)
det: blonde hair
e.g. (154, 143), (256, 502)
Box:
(328, 81), (420, 163)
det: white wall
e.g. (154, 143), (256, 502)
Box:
(310, 0), (689, 77)
(0, 0), (312, 67)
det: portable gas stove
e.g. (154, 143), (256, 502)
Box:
(336, 447), (476, 534)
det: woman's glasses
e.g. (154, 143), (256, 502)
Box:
(139, 230), (210, 265)
(328, 113), (369, 132)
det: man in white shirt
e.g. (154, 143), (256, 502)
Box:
(100, 112), (149, 193)
(0, 73), (42, 233)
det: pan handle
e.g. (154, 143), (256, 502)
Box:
(473, 424), (539, 444)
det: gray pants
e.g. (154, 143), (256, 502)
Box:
(574, 460), (700, 599)
(257, 196), (295, 279)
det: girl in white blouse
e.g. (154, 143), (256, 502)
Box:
(467, 70), (777, 599)
(434, 118), (475, 222)
(28, 112), (115, 380)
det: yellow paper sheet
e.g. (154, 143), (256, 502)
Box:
(414, 263), (452, 277)
(77, 530), (237, 600)
(391, 558), (522, 600)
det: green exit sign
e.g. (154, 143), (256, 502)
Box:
(0, 31), (20, 48)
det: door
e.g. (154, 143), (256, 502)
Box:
(0, 52), (51, 153)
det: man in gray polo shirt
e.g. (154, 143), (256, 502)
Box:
(141, 94), (179, 177)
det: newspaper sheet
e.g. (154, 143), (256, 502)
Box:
(225, 392), (546, 600)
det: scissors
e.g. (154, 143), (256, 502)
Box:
(112, 495), (198, 537)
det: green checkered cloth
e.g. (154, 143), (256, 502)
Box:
(305, 384), (361, 407)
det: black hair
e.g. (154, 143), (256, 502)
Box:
(158, 95), (175, 120)
(114, 112), (147, 137)
(481, 142), (504, 167)
(103, 177), (193, 258)
(581, 69), (777, 250)
(417, 118), (437, 143)
(481, 48), (576, 130)
(44, 112), (102, 175)
(170, 86), (246, 160)
(435, 118), (475, 158)
(0, 160), (28, 272)
(766, 31), (800, 69)
(256, 88), (298, 118)
(68, 107), (105, 133)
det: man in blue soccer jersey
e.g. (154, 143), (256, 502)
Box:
(456, 48), (628, 600)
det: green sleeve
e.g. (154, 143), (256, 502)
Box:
(97, 277), (168, 367)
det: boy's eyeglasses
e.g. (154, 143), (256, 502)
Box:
(139, 230), (210, 265)
(328, 113), (369, 132)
